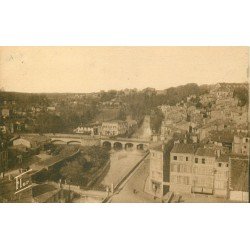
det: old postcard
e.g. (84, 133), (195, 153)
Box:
(0, 47), (249, 203)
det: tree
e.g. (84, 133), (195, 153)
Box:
(60, 162), (85, 186)
(233, 87), (249, 106)
(36, 113), (65, 133)
(117, 109), (127, 121)
(150, 108), (164, 134)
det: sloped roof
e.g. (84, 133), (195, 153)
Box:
(217, 155), (230, 162)
(195, 148), (216, 157)
(209, 131), (234, 143)
(171, 143), (197, 154)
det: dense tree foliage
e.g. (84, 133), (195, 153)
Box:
(1, 83), (211, 133)
(0, 91), (49, 107)
(59, 146), (110, 186)
(150, 108), (164, 134)
(233, 87), (249, 106)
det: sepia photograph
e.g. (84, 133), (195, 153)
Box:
(1, 1), (250, 250)
(0, 46), (249, 203)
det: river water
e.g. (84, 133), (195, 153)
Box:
(101, 115), (152, 189)
(101, 148), (146, 188)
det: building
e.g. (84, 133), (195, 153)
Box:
(148, 144), (164, 198)
(169, 143), (230, 198)
(170, 143), (197, 194)
(214, 155), (230, 197)
(74, 126), (94, 135)
(229, 155), (249, 202)
(147, 140), (174, 198)
(101, 120), (128, 136)
(232, 133), (250, 156)
(13, 138), (32, 148)
(12, 135), (50, 150)
(209, 130), (234, 151)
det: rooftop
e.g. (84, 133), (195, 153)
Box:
(171, 143), (197, 154)
(209, 131), (234, 143)
(195, 148), (216, 157)
(217, 155), (230, 162)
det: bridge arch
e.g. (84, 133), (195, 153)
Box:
(102, 141), (112, 150)
(125, 142), (134, 150)
(67, 140), (81, 145)
(137, 143), (147, 150)
(51, 139), (66, 144)
(113, 142), (123, 150)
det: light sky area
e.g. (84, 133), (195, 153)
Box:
(0, 46), (248, 93)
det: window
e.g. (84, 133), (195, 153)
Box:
(186, 157), (189, 161)
(218, 163), (222, 167)
(173, 156), (177, 161)
(245, 138), (248, 142)
(202, 158), (205, 164)
(195, 158), (198, 163)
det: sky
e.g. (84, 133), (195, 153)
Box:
(0, 46), (248, 93)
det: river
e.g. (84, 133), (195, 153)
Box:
(101, 148), (146, 188)
(101, 115), (152, 189)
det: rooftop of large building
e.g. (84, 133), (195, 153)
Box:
(171, 143), (197, 154)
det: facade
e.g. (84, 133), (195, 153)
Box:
(148, 144), (165, 198)
(101, 120), (128, 136)
(74, 126), (94, 135)
(170, 144), (196, 194)
(192, 148), (216, 195)
(229, 155), (249, 202)
(232, 134), (250, 156)
(170, 143), (230, 198)
(148, 140), (174, 198)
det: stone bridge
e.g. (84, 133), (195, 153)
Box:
(49, 134), (100, 146)
(20, 133), (150, 150)
(100, 138), (150, 150)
